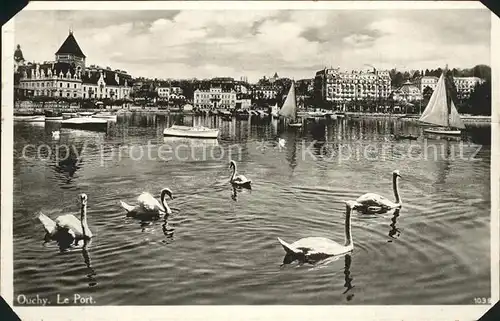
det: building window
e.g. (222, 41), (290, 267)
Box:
(74, 93), (77, 97)
(67, 83), (70, 88)
(74, 84), (77, 88)
(60, 83), (62, 87)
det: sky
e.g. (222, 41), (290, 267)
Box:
(14, 9), (490, 82)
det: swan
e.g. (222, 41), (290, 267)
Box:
(38, 193), (92, 246)
(354, 170), (402, 214)
(120, 188), (173, 218)
(277, 200), (360, 264)
(52, 130), (60, 139)
(229, 160), (251, 187)
(278, 138), (286, 150)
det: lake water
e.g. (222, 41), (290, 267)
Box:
(13, 113), (491, 305)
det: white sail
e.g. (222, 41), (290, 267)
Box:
(418, 72), (449, 127)
(449, 100), (466, 129)
(279, 82), (297, 121)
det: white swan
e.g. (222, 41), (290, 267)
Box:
(229, 160), (251, 187)
(277, 200), (360, 264)
(38, 193), (92, 245)
(52, 130), (60, 139)
(120, 188), (173, 218)
(278, 138), (286, 150)
(355, 170), (402, 214)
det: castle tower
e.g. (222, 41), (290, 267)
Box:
(14, 44), (25, 72)
(55, 30), (86, 69)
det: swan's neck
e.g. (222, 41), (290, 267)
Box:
(344, 206), (353, 247)
(161, 196), (171, 215)
(393, 175), (401, 204)
(230, 165), (236, 181)
(80, 204), (89, 238)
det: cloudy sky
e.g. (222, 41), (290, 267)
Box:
(14, 9), (490, 82)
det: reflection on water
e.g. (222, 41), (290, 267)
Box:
(82, 239), (97, 287)
(388, 209), (401, 241)
(343, 254), (354, 301)
(13, 113), (491, 305)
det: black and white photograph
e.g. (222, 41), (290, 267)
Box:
(1, 1), (498, 319)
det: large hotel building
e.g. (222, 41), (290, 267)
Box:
(15, 31), (132, 102)
(314, 68), (392, 103)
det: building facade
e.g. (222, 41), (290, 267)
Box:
(314, 68), (391, 102)
(415, 76), (439, 92)
(252, 85), (277, 100)
(453, 77), (484, 100)
(157, 85), (183, 100)
(392, 81), (423, 102)
(18, 31), (131, 102)
(193, 87), (237, 109)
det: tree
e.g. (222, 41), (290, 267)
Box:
(466, 80), (491, 116)
(391, 72), (404, 88)
(422, 86), (434, 100)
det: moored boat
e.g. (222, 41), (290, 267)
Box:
(418, 66), (465, 137)
(279, 81), (302, 128)
(14, 115), (45, 122)
(92, 112), (117, 121)
(163, 125), (219, 139)
(78, 111), (96, 117)
(61, 117), (108, 131)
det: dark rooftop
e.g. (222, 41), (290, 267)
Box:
(55, 31), (86, 58)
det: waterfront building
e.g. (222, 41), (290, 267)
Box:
(18, 31), (131, 103)
(453, 76), (484, 100)
(234, 82), (250, 95)
(157, 84), (184, 100)
(81, 66), (131, 100)
(314, 68), (391, 103)
(392, 80), (423, 102)
(252, 85), (277, 100)
(414, 76), (439, 92)
(193, 86), (237, 109)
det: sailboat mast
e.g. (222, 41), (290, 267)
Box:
(444, 65), (450, 128)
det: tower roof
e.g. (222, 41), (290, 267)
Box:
(14, 44), (24, 62)
(55, 31), (86, 58)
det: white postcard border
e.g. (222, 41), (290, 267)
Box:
(1, 1), (498, 320)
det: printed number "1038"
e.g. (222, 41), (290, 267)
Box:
(474, 297), (491, 304)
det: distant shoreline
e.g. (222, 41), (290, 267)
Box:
(11, 107), (491, 124)
(344, 112), (491, 124)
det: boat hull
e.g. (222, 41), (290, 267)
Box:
(14, 116), (45, 122)
(92, 114), (117, 121)
(424, 128), (462, 136)
(163, 126), (219, 139)
(61, 118), (108, 131)
(289, 123), (303, 128)
(45, 116), (63, 121)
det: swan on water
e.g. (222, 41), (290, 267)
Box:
(120, 188), (173, 218)
(354, 170), (402, 214)
(38, 193), (92, 246)
(278, 138), (286, 150)
(52, 131), (60, 139)
(277, 200), (360, 264)
(229, 160), (251, 187)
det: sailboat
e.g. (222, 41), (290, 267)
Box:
(279, 81), (303, 128)
(418, 67), (465, 136)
